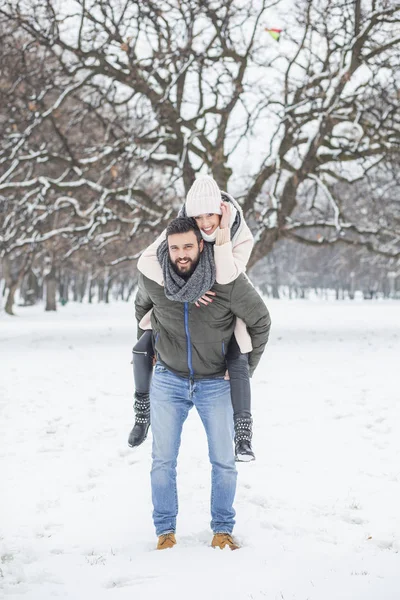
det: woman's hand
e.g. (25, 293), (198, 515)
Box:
(219, 201), (231, 229)
(195, 291), (216, 307)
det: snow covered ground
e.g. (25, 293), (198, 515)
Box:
(1, 299), (400, 600)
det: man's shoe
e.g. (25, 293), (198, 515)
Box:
(235, 439), (255, 462)
(128, 392), (150, 448)
(157, 533), (176, 550)
(211, 533), (239, 550)
(234, 414), (255, 462)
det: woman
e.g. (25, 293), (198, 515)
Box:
(129, 176), (256, 461)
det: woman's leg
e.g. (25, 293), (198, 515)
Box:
(225, 336), (255, 462)
(128, 330), (154, 447)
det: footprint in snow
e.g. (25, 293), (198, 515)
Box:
(249, 495), (269, 509)
(372, 538), (396, 551)
(341, 514), (366, 525)
(76, 481), (96, 493)
(87, 468), (102, 479)
(334, 412), (354, 420)
(260, 520), (285, 532)
(103, 574), (158, 588)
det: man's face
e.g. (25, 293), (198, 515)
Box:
(167, 230), (204, 278)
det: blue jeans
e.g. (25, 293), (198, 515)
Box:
(150, 363), (237, 536)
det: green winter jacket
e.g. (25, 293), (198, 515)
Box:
(135, 273), (271, 379)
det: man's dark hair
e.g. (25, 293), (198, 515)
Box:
(166, 217), (202, 244)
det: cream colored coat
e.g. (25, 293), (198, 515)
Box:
(137, 195), (254, 353)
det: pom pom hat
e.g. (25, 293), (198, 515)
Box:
(185, 176), (222, 217)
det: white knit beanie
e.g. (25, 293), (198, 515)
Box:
(185, 176), (222, 217)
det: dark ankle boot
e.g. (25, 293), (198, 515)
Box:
(234, 414), (255, 462)
(128, 392), (150, 448)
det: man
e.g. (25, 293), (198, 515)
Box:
(135, 217), (271, 550)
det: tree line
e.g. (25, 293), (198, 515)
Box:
(0, 0), (399, 313)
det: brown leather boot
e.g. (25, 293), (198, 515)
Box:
(157, 533), (176, 550)
(211, 533), (240, 550)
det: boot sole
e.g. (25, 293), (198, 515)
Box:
(128, 434), (148, 448)
(235, 454), (255, 462)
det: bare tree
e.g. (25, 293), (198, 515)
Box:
(0, 0), (399, 309)
(0, 20), (171, 312)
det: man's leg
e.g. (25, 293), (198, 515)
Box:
(150, 364), (192, 537)
(193, 377), (237, 534)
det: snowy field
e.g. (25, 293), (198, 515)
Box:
(1, 298), (400, 600)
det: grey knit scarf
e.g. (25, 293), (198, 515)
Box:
(157, 239), (216, 303)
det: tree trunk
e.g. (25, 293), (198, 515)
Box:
(72, 275), (79, 302)
(45, 268), (57, 311)
(98, 279), (104, 302)
(212, 154), (232, 192)
(4, 282), (18, 315)
(119, 280), (125, 301)
(126, 281), (136, 301)
(270, 257), (280, 299)
(388, 272), (396, 299)
(349, 272), (355, 300)
(20, 270), (39, 305)
(105, 277), (113, 304)
(3, 253), (33, 315)
(78, 273), (87, 302)
(248, 228), (279, 269)
(59, 275), (68, 305)
(88, 277), (94, 303)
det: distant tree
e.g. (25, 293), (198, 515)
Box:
(0, 22), (170, 312)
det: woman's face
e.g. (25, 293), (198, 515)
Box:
(193, 213), (221, 236)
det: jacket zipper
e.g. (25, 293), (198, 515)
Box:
(184, 302), (194, 378)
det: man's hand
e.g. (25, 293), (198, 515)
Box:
(195, 291), (216, 307)
(219, 201), (231, 229)
(224, 369), (230, 381)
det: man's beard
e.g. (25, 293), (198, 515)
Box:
(170, 253), (200, 280)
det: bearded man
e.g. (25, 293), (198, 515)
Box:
(134, 217), (271, 550)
